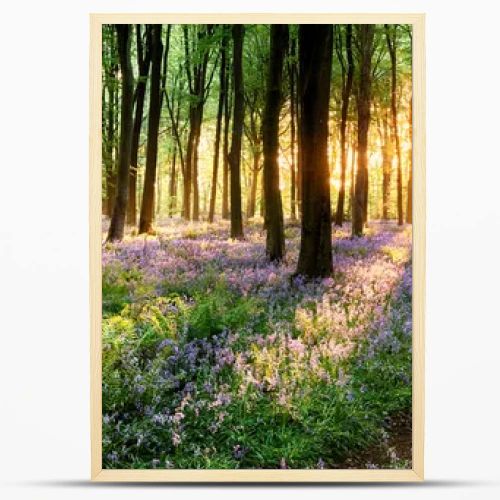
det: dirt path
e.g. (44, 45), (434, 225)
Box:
(336, 411), (412, 469)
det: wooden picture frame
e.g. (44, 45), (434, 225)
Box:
(90, 13), (425, 482)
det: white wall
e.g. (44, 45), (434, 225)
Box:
(1, 1), (499, 499)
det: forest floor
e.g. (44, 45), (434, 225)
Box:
(101, 218), (413, 469)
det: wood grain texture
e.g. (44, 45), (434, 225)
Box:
(89, 15), (103, 480)
(411, 13), (426, 481)
(89, 13), (425, 482)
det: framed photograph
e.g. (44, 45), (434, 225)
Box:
(90, 13), (425, 482)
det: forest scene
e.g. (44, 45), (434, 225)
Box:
(101, 23), (413, 470)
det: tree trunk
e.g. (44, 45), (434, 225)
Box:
(111, 77), (120, 215)
(363, 152), (369, 224)
(156, 154), (163, 218)
(295, 58), (302, 219)
(169, 147), (177, 217)
(159, 24), (171, 110)
(348, 135), (356, 218)
(104, 76), (115, 217)
(289, 37), (297, 221)
(385, 24), (404, 226)
(221, 64), (231, 220)
(183, 111), (194, 220)
(263, 25), (288, 262)
(183, 26), (211, 221)
(246, 130), (261, 220)
(406, 92), (413, 224)
(245, 96), (262, 219)
(247, 155), (259, 218)
(164, 68), (186, 217)
(260, 167), (266, 220)
(192, 127), (201, 220)
(138, 25), (163, 234)
(295, 25), (334, 278)
(229, 25), (245, 239)
(381, 108), (392, 220)
(103, 27), (117, 217)
(107, 25), (134, 242)
(128, 25), (152, 226)
(208, 36), (227, 223)
(352, 25), (374, 237)
(335, 24), (354, 227)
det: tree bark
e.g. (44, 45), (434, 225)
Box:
(103, 26), (117, 217)
(221, 64), (231, 220)
(381, 108), (392, 220)
(295, 57), (302, 219)
(385, 24), (404, 226)
(111, 75), (120, 215)
(295, 24), (334, 278)
(335, 25), (354, 227)
(289, 36), (297, 221)
(128, 25), (152, 226)
(183, 26), (211, 221)
(156, 154), (162, 217)
(352, 25), (374, 237)
(244, 92), (262, 219)
(104, 75), (115, 216)
(208, 34), (227, 223)
(263, 24), (288, 262)
(247, 154), (260, 218)
(164, 74), (186, 214)
(229, 25), (245, 239)
(107, 25), (134, 242)
(169, 146), (177, 217)
(348, 132), (356, 218)
(406, 93), (413, 223)
(138, 25), (163, 234)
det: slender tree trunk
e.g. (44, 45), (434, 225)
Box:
(183, 26), (211, 221)
(183, 112), (194, 220)
(111, 77), (120, 215)
(104, 28), (117, 217)
(363, 153), (369, 224)
(295, 59), (302, 219)
(128, 25), (152, 226)
(208, 37), (227, 223)
(247, 155), (259, 218)
(192, 127), (201, 220)
(385, 24), (404, 226)
(260, 168), (265, 219)
(101, 83), (107, 214)
(381, 108), (392, 220)
(107, 25), (134, 242)
(348, 136), (356, 218)
(104, 78), (115, 217)
(352, 25), (374, 237)
(229, 25), (245, 239)
(153, 24), (171, 223)
(169, 147), (177, 217)
(164, 70), (186, 216)
(295, 25), (334, 277)
(156, 155), (163, 218)
(406, 94), (413, 223)
(263, 25), (288, 262)
(159, 24), (171, 110)
(138, 25), (163, 234)
(183, 27), (194, 221)
(335, 24), (354, 227)
(289, 37), (297, 221)
(245, 101), (261, 219)
(221, 66), (231, 220)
